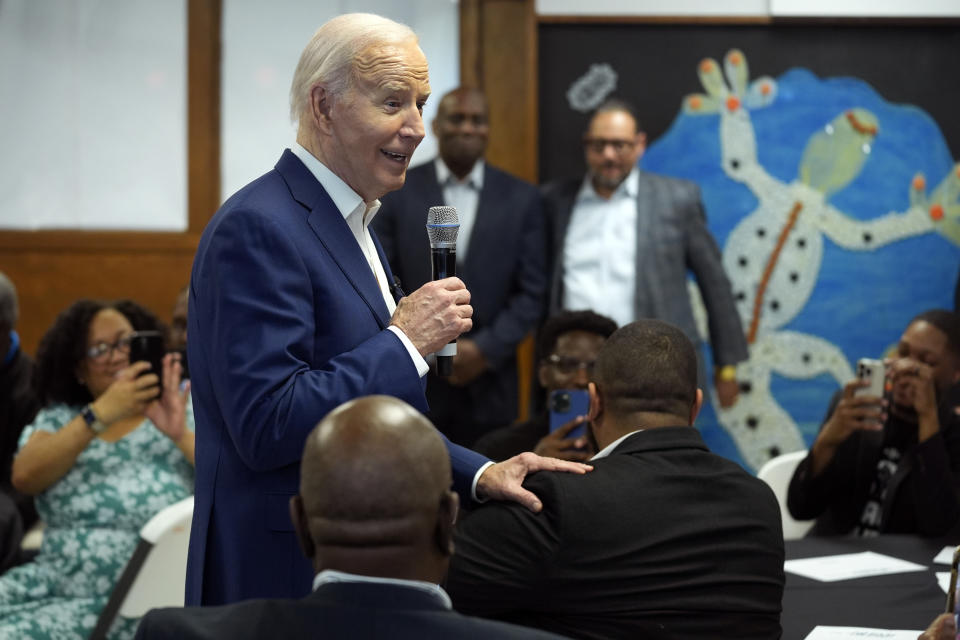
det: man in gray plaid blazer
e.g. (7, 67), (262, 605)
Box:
(543, 98), (746, 407)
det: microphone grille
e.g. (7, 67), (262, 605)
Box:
(426, 206), (459, 245)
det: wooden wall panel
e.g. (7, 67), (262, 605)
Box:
(0, 0), (219, 356)
(460, 0), (540, 419)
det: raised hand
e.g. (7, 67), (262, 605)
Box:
(145, 353), (190, 443)
(534, 416), (593, 462)
(390, 277), (473, 357)
(91, 361), (160, 426)
(810, 378), (884, 475)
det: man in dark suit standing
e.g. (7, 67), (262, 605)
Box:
(446, 319), (785, 640)
(374, 87), (546, 447)
(186, 14), (588, 607)
(543, 99), (746, 408)
(137, 396), (568, 640)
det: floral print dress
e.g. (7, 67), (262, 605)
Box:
(0, 404), (194, 640)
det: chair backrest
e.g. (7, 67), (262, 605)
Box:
(756, 451), (814, 541)
(89, 495), (194, 640)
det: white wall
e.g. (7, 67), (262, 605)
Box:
(537, 0), (960, 16)
(221, 0), (459, 201)
(0, 1), (187, 230)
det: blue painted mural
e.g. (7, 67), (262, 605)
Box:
(642, 50), (960, 471)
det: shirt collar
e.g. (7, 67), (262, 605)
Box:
(577, 166), (640, 203)
(435, 157), (484, 191)
(591, 428), (643, 460)
(291, 142), (382, 225)
(312, 569), (452, 609)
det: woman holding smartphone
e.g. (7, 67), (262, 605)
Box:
(1, 299), (194, 640)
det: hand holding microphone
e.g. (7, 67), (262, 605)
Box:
(389, 206), (473, 372)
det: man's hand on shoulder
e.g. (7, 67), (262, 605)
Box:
(391, 277), (473, 356)
(476, 452), (592, 513)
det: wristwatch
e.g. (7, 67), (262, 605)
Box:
(716, 365), (738, 382)
(80, 404), (107, 435)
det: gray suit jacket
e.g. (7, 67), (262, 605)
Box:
(542, 171), (747, 367)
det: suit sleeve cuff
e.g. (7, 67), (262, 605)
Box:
(387, 325), (429, 378)
(472, 461), (496, 503)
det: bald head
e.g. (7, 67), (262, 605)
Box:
(292, 396), (458, 582)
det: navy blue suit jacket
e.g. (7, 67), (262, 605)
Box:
(374, 161), (546, 430)
(138, 582), (570, 640)
(185, 150), (489, 605)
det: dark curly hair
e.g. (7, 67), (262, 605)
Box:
(536, 310), (618, 363)
(33, 299), (166, 407)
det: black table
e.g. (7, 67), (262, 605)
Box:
(783, 536), (959, 640)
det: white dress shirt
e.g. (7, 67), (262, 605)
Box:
(313, 569), (452, 608)
(291, 143), (428, 377)
(434, 158), (484, 262)
(562, 167), (640, 330)
(591, 429), (643, 460)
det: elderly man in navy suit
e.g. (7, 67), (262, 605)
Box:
(374, 87), (546, 447)
(186, 13), (588, 607)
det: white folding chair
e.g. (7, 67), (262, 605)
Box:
(89, 495), (194, 640)
(756, 451), (815, 541)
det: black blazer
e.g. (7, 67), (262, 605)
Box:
(135, 581), (570, 640)
(446, 427), (785, 640)
(374, 161), (547, 427)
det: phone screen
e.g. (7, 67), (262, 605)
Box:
(548, 389), (589, 440)
(128, 331), (166, 393)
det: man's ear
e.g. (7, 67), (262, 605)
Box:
(435, 490), (459, 557)
(309, 83), (333, 133)
(587, 382), (601, 422)
(289, 495), (316, 561)
(689, 388), (704, 426)
(538, 362), (550, 389)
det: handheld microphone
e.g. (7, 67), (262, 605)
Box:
(426, 205), (460, 377)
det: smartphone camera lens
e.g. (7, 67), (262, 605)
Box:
(551, 392), (571, 413)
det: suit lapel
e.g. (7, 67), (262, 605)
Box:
(633, 172), (659, 319)
(275, 150), (392, 328)
(550, 180), (580, 312)
(462, 168), (500, 279)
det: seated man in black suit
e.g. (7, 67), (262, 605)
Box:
(135, 396), (567, 640)
(788, 309), (960, 536)
(446, 319), (785, 639)
(473, 310), (617, 462)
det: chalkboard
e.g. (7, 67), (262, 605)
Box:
(538, 22), (960, 183)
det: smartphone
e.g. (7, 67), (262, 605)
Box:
(946, 545), (960, 614)
(854, 358), (886, 400)
(548, 389), (589, 440)
(128, 331), (166, 393)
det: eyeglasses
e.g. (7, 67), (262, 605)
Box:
(545, 354), (596, 375)
(86, 333), (134, 362)
(583, 138), (636, 155)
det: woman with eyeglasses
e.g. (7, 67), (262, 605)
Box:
(0, 299), (194, 640)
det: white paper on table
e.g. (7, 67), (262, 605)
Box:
(803, 626), (923, 640)
(784, 551), (926, 582)
(933, 546), (957, 565)
(937, 571), (952, 593)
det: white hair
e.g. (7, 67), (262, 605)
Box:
(0, 272), (18, 331)
(289, 13), (418, 125)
